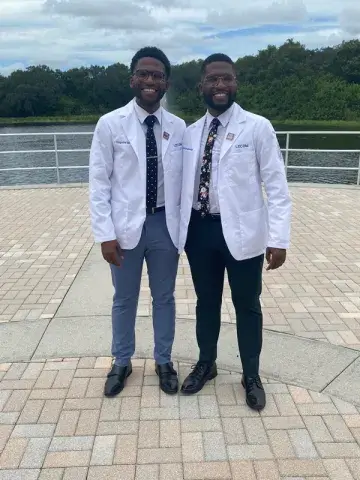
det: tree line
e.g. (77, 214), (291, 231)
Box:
(0, 39), (359, 121)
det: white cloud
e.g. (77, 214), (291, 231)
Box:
(0, 0), (359, 76)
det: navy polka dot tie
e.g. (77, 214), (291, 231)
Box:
(145, 115), (158, 210)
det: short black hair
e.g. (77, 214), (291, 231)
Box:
(201, 53), (235, 75)
(130, 46), (171, 78)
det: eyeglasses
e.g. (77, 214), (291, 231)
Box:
(134, 69), (166, 82)
(203, 74), (236, 86)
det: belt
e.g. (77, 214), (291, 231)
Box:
(146, 206), (165, 214)
(191, 208), (221, 220)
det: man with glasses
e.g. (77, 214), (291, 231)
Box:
(89, 47), (185, 397)
(179, 53), (292, 411)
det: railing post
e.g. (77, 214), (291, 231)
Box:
(357, 152), (360, 186)
(284, 132), (290, 177)
(54, 134), (60, 184)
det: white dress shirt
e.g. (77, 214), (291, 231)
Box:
(193, 104), (234, 214)
(134, 101), (165, 208)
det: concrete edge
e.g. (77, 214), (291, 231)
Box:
(28, 315), (359, 398)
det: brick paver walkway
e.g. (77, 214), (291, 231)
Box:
(1, 186), (359, 348)
(1, 357), (360, 479)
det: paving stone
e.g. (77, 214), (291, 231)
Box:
(113, 434), (137, 464)
(263, 416), (305, 430)
(63, 398), (102, 410)
(228, 444), (273, 461)
(90, 435), (116, 465)
(268, 430), (296, 458)
(136, 464), (159, 480)
(29, 389), (67, 401)
(0, 413), (19, 425)
(183, 461), (231, 479)
(179, 396), (200, 419)
(11, 423), (55, 438)
(100, 398), (121, 421)
(181, 418), (222, 432)
(160, 420), (180, 448)
(323, 414), (354, 441)
(20, 437), (51, 468)
(243, 418), (267, 444)
(203, 431), (227, 461)
(323, 459), (354, 480)
(198, 395), (220, 418)
(120, 397), (140, 420)
(86, 378), (104, 398)
(0, 438), (28, 469)
(279, 459), (327, 476)
(43, 450), (91, 468)
(38, 400), (63, 424)
(159, 463), (183, 480)
(49, 436), (94, 452)
(63, 467), (88, 480)
(140, 407), (178, 420)
(230, 460), (256, 480)
(76, 409), (100, 436)
(67, 378), (89, 399)
(181, 433), (204, 462)
(97, 420), (138, 436)
(17, 400), (44, 424)
(141, 386), (160, 408)
(137, 447), (181, 464)
(316, 442), (360, 458)
(216, 384), (237, 405)
(0, 470), (40, 480)
(87, 465), (135, 480)
(3, 391), (30, 413)
(303, 416), (333, 442)
(54, 410), (80, 436)
(38, 469), (64, 480)
(34, 371), (57, 389)
(288, 430), (318, 458)
(254, 460), (281, 479)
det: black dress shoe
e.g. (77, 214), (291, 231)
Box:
(181, 362), (217, 394)
(155, 362), (178, 395)
(241, 374), (266, 411)
(104, 362), (132, 397)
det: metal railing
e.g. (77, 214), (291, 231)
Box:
(0, 130), (360, 185)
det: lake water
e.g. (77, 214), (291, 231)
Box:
(0, 123), (359, 186)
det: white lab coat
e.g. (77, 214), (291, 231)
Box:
(179, 103), (292, 261)
(89, 99), (186, 249)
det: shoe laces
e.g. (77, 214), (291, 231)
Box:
(189, 362), (208, 381)
(246, 375), (262, 390)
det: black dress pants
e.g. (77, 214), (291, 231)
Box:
(185, 210), (264, 376)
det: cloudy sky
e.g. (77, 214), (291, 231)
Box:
(1, 0), (359, 75)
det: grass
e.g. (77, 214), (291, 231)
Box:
(1, 114), (360, 129)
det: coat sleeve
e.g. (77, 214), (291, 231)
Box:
(89, 117), (116, 243)
(254, 118), (292, 249)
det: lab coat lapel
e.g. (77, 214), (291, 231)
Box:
(220, 103), (247, 160)
(161, 110), (174, 159)
(119, 100), (146, 181)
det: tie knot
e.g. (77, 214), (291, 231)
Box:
(211, 117), (220, 128)
(145, 115), (157, 128)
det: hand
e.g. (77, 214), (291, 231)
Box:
(101, 240), (123, 267)
(266, 247), (286, 271)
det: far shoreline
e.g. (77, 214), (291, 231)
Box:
(1, 115), (360, 130)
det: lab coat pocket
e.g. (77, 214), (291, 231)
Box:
(238, 205), (268, 257)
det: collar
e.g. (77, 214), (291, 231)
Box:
(205, 102), (235, 128)
(133, 99), (162, 125)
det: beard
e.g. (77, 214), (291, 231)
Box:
(132, 86), (166, 107)
(202, 91), (236, 113)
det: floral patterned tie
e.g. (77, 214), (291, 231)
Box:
(197, 117), (220, 217)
